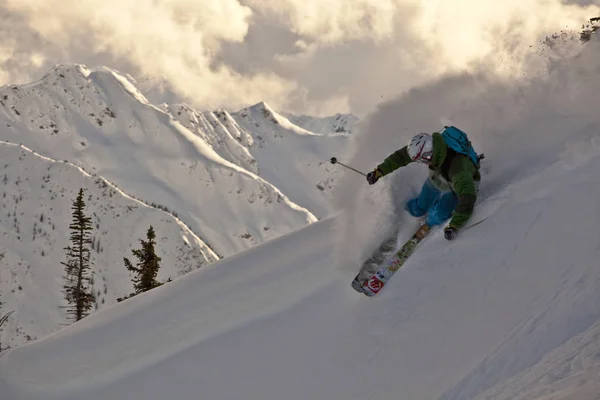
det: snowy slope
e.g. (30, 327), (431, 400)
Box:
(168, 101), (350, 218)
(3, 139), (600, 400)
(0, 141), (218, 349)
(0, 64), (352, 351)
(232, 102), (349, 218)
(0, 65), (317, 257)
(2, 35), (600, 400)
(471, 319), (600, 400)
(4, 29), (600, 400)
(164, 103), (258, 174)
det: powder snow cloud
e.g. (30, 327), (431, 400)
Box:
(1, 0), (599, 115)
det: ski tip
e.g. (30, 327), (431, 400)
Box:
(351, 280), (376, 297)
(351, 279), (365, 293)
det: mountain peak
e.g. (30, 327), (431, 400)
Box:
(250, 101), (273, 111)
(44, 63), (90, 78)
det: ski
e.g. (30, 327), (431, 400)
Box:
(352, 224), (431, 297)
(350, 232), (399, 293)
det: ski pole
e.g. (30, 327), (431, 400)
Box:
(330, 157), (367, 177)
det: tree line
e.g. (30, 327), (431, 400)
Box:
(0, 187), (170, 351)
(62, 188), (167, 321)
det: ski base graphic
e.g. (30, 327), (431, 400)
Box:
(354, 224), (430, 297)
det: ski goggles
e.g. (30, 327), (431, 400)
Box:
(417, 151), (433, 164)
(411, 148), (433, 164)
(409, 140), (433, 164)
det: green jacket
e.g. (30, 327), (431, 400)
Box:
(376, 132), (481, 229)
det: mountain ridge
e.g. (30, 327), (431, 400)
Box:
(0, 63), (353, 348)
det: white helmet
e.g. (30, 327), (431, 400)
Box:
(407, 133), (433, 163)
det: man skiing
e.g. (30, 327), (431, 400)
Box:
(366, 127), (481, 241)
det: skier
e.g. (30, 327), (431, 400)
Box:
(366, 128), (481, 241)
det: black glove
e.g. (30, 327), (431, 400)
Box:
(444, 225), (458, 241)
(366, 168), (383, 185)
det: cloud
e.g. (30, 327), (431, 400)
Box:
(1, 0), (294, 110)
(332, 34), (600, 271)
(244, 0), (404, 43)
(1, 0), (599, 115)
(256, 0), (599, 113)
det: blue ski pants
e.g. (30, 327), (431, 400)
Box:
(405, 179), (458, 226)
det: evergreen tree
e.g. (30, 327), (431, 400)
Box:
(61, 188), (94, 322)
(124, 226), (162, 295)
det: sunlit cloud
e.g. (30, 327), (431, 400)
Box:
(245, 0), (403, 43)
(1, 0), (598, 115)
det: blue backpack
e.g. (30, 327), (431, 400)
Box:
(440, 126), (483, 169)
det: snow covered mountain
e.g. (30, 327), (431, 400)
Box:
(283, 111), (359, 135)
(0, 65), (352, 349)
(3, 133), (600, 399)
(0, 141), (218, 348)
(0, 64), (349, 258)
(2, 34), (600, 400)
(165, 101), (350, 218)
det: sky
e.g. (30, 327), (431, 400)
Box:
(1, 0), (599, 116)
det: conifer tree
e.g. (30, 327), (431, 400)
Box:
(124, 226), (162, 295)
(61, 188), (94, 322)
